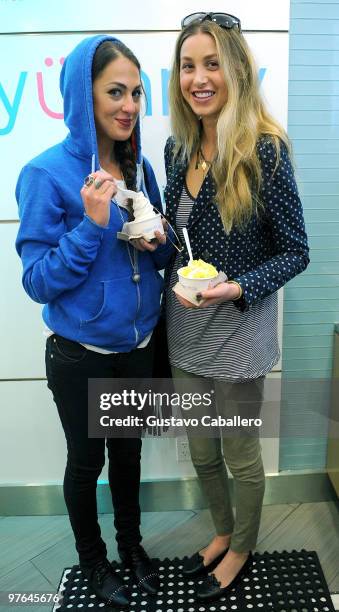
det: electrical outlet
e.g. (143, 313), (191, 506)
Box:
(176, 436), (191, 462)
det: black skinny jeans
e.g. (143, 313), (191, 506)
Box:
(45, 333), (154, 568)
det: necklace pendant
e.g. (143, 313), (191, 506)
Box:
(201, 160), (207, 171)
(132, 273), (141, 283)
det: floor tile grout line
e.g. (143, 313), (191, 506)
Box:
(0, 557), (38, 583)
(30, 559), (58, 590)
(330, 573), (339, 591)
(144, 510), (202, 537)
(0, 532), (76, 581)
(0, 505), (337, 592)
(16, 514), (196, 577)
(257, 503), (302, 548)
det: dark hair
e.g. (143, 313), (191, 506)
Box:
(92, 40), (142, 190)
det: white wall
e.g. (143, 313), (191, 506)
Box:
(1, 32), (289, 221)
(0, 0), (289, 485)
(0, 0), (289, 33)
(0, 378), (280, 484)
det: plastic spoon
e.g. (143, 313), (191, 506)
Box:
(182, 227), (193, 263)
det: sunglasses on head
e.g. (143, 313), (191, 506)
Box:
(181, 12), (241, 33)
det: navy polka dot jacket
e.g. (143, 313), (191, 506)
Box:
(164, 136), (310, 313)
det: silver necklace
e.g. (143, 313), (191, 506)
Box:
(113, 199), (140, 283)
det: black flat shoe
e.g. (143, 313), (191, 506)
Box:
(196, 551), (253, 602)
(81, 558), (130, 607)
(182, 547), (229, 577)
(118, 544), (160, 596)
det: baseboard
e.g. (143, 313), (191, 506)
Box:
(0, 471), (337, 516)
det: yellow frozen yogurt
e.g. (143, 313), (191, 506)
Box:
(179, 259), (218, 279)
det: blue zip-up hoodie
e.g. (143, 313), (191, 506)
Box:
(16, 35), (173, 351)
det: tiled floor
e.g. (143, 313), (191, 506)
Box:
(0, 502), (338, 610)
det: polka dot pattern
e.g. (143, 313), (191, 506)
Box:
(164, 136), (310, 314)
(165, 185), (280, 379)
(54, 551), (334, 612)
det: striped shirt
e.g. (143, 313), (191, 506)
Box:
(166, 185), (280, 381)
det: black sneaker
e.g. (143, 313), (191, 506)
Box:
(81, 558), (130, 607)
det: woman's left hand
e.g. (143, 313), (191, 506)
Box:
(131, 218), (168, 252)
(176, 281), (241, 308)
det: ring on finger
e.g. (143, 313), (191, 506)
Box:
(94, 179), (104, 189)
(84, 174), (95, 187)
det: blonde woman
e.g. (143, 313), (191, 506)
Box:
(164, 13), (309, 603)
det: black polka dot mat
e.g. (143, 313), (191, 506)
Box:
(53, 549), (335, 611)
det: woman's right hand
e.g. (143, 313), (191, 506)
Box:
(80, 170), (117, 227)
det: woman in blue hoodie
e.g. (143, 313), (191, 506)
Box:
(16, 35), (173, 608)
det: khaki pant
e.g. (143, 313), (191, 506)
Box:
(172, 366), (265, 553)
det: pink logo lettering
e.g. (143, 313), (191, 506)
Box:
(36, 57), (64, 119)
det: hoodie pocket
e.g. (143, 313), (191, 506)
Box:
(79, 277), (137, 347)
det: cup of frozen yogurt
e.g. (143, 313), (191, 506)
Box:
(116, 187), (164, 241)
(177, 259), (219, 291)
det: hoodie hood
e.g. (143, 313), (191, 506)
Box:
(60, 35), (142, 175)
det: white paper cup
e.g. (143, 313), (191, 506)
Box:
(124, 213), (164, 241)
(177, 267), (218, 291)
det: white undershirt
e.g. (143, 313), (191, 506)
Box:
(44, 328), (152, 354)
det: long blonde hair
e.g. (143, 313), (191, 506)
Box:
(169, 20), (290, 232)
